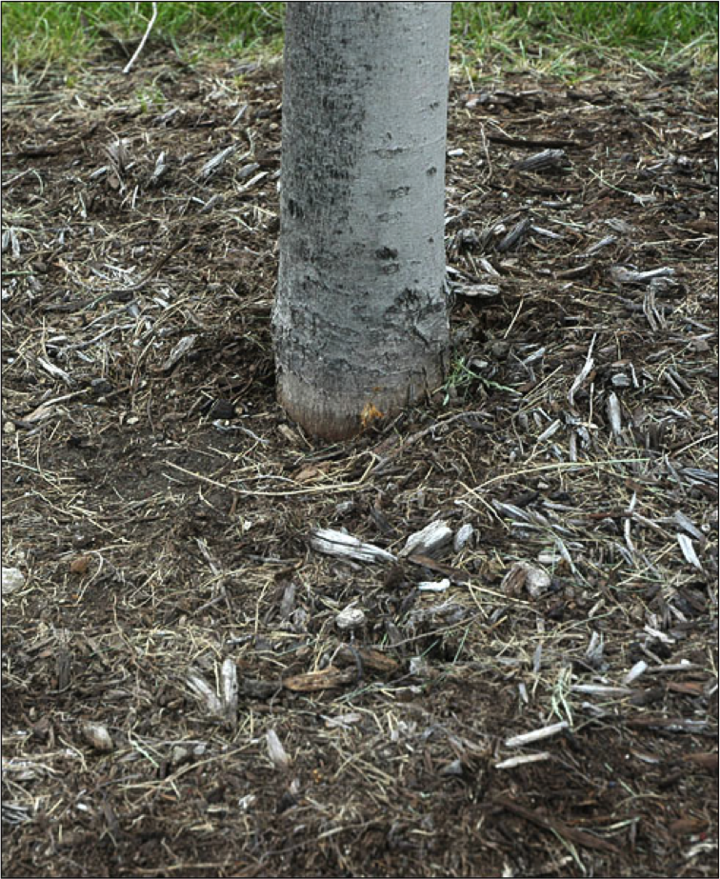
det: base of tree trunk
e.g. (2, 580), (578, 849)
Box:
(277, 359), (446, 442)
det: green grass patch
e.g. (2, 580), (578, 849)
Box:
(1, 1), (717, 72)
(442, 355), (520, 405)
(1, 1), (284, 70)
(451, 1), (718, 74)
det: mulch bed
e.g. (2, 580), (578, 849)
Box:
(1, 41), (718, 878)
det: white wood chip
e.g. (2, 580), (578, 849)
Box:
(266, 729), (291, 770)
(453, 523), (475, 552)
(160, 335), (198, 371)
(199, 143), (240, 180)
(606, 392), (622, 435)
(322, 713), (362, 729)
(677, 533), (703, 570)
(400, 520), (453, 558)
(495, 752), (551, 770)
(418, 578), (451, 593)
(501, 562), (551, 599)
(309, 528), (395, 563)
(610, 266), (675, 285)
(537, 419), (561, 443)
(457, 282), (500, 299)
(37, 357), (74, 387)
(186, 672), (224, 716)
(673, 511), (705, 542)
(504, 720), (569, 748)
(222, 657), (238, 720)
(568, 333), (596, 407)
(623, 660), (648, 685)
(571, 684), (633, 697)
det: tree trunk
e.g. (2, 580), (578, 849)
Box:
(273, 1), (451, 441)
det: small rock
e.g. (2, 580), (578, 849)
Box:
(335, 606), (366, 631)
(2, 567), (24, 595)
(82, 722), (114, 752)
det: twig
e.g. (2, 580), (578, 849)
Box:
(78, 237), (188, 310)
(123, 2), (158, 75)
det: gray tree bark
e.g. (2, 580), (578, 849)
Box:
(273, 1), (451, 440)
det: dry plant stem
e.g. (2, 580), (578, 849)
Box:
(122, 2), (158, 75)
(76, 236), (189, 309)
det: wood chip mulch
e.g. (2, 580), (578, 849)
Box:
(1, 44), (718, 878)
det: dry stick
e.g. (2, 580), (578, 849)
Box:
(489, 796), (620, 855)
(163, 459), (374, 497)
(122, 1), (158, 75)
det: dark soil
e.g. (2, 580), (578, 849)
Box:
(2, 43), (718, 878)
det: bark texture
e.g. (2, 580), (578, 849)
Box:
(273, 1), (451, 440)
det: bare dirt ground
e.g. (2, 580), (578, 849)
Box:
(1, 40), (718, 878)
